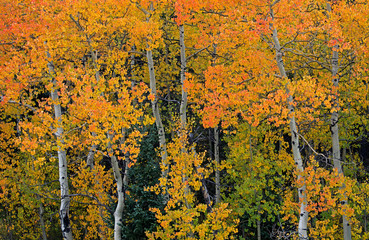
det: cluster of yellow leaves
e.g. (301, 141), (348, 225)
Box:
(0, 0), (157, 238)
(2, 0), (369, 239)
(147, 130), (238, 239)
(282, 158), (366, 239)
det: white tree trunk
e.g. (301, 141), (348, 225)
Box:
(179, 25), (187, 130)
(331, 44), (352, 240)
(108, 133), (124, 240)
(46, 50), (73, 240)
(179, 25), (212, 213)
(178, 24), (192, 210)
(86, 44), (99, 169)
(86, 133), (97, 169)
(142, 4), (169, 185)
(326, 3), (351, 239)
(147, 47), (169, 183)
(121, 128), (129, 188)
(270, 16), (309, 239)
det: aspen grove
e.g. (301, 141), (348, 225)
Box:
(1, 0), (369, 239)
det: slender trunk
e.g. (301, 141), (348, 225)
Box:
(86, 142), (107, 239)
(269, 9), (308, 239)
(189, 146), (213, 213)
(34, 161), (48, 240)
(178, 24), (192, 210)
(364, 210), (367, 234)
(326, 3), (352, 239)
(31, 156), (48, 240)
(85, 146), (96, 169)
(179, 24), (211, 218)
(249, 126), (261, 240)
(331, 43), (352, 240)
(130, 45), (136, 89)
(108, 133), (124, 240)
(120, 128), (129, 214)
(179, 24), (187, 130)
(214, 125), (220, 204)
(38, 197), (47, 240)
(121, 128), (129, 190)
(85, 43), (99, 169)
(209, 43), (221, 205)
(192, 50), (213, 211)
(46, 50), (73, 240)
(165, 42), (176, 140)
(147, 46), (169, 188)
(200, 172), (213, 212)
(257, 206), (261, 240)
(330, 13), (342, 176)
(70, 14), (100, 170)
(84, 33), (107, 237)
(144, 5), (168, 189)
(86, 132), (97, 169)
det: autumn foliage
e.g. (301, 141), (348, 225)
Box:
(1, 0), (369, 239)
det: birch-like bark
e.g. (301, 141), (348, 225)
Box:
(178, 24), (192, 210)
(331, 43), (352, 240)
(121, 128), (129, 197)
(46, 50), (73, 240)
(144, 4), (168, 181)
(85, 47), (98, 169)
(179, 24), (187, 130)
(86, 132), (97, 169)
(179, 24), (212, 212)
(327, 4), (352, 239)
(147, 47), (169, 182)
(137, 2), (169, 202)
(145, 11), (170, 201)
(270, 8), (309, 239)
(86, 52), (98, 169)
(108, 133), (123, 240)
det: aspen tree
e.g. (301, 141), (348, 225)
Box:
(136, 2), (170, 195)
(46, 49), (73, 240)
(269, 3), (309, 239)
(327, 2), (352, 239)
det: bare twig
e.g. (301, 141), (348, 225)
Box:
(297, 132), (329, 162)
(186, 45), (210, 60)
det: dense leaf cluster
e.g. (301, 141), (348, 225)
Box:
(1, 0), (369, 239)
